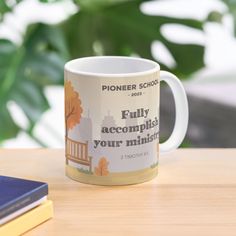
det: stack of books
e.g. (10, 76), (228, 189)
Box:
(0, 175), (53, 235)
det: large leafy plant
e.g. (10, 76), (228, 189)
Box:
(0, 0), (205, 146)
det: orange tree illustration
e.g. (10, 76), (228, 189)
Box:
(94, 157), (109, 176)
(65, 80), (83, 162)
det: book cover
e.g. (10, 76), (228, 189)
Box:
(0, 176), (48, 219)
(0, 200), (53, 236)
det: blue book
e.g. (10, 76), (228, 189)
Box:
(0, 176), (48, 221)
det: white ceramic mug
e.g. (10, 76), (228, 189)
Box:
(64, 56), (188, 185)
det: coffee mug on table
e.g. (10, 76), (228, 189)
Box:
(64, 56), (188, 185)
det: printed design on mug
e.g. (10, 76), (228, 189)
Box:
(65, 80), (93, 173)
(65, 76), (159, 176)
(94, 157), (109, 176)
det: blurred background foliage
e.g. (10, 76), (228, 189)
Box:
(223, 0), (236, 34)
(0, 0), (234, 147)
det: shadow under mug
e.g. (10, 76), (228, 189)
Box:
(64, 56), (188, 185)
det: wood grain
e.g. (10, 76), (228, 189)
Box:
(0, 149), (236, 236)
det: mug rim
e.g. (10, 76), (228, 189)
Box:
(64, 56), (160, 78)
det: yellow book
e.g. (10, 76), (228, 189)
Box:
(0, 200), (53, 236)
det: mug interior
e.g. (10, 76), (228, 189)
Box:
(65, 56), (159, 76)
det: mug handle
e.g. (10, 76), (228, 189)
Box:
(159, 71), (189, 153)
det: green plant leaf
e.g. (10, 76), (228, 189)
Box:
(0, 24), (68, 142)
(75, 0), (133, 10)
(0, 105), (20, 141)
(62, 0), (204, 78)
(0, 1), (11, 17)
(0, 40), (20, 141)
(0, 0), (22, 20)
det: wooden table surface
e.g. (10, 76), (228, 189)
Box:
(0, 149), (236, 236)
